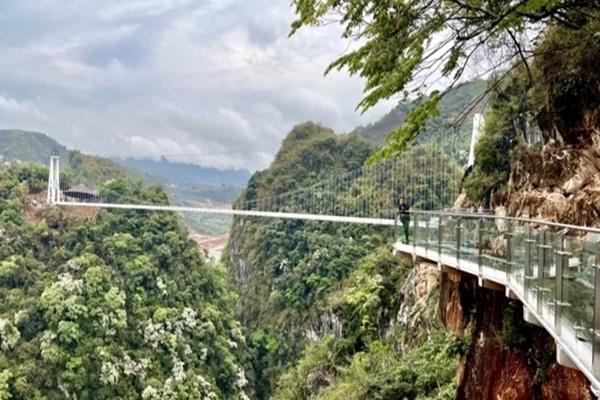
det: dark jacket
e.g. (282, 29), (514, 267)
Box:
(398, 202), (410, 217)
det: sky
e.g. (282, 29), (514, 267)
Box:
(0, 0), (396, 171)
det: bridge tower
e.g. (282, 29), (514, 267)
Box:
(47, 154), (60, 205)
(467, 113), (485, 168)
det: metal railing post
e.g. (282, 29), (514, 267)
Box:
(524, 224), (534, 298)
(537, 230), (547, 315)
(554, 230), (567, 335)
(593, 241), (600, 379)
(425, 217), (430, 253)
(506, 220), (514, 280)
(412, 212), (418, 248)
(438, 215), (442, 262)
(456, 217), (462, 267)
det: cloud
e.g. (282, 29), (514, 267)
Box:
(0, 0), (394, 171)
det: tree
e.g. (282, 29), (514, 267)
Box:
(291, 0), (600, 159)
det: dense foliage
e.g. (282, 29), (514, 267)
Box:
(0, 164), (250, 399)
(464, 12), (600, 204)
(272, 249), (458, 400)
(291, 0), (600, 159)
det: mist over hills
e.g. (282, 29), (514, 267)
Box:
(114, 157), (251, 188)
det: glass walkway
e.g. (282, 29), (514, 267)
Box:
(395, 211), (600, 394)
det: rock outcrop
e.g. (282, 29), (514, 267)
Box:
(504, 133), (600, 227)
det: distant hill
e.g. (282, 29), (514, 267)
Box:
(115, 157), (251, 187)
(0, 129), (69, 164)
(357, 79), (487, 162)
(0, 129), (135, 183)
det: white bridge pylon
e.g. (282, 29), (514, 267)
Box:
(47, 154), (60, 205)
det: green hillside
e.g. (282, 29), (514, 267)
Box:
(226, 122), (461, 398)
(0, 163), (252, 399)
(0, 130), (69, 165)
(0, 130), (134, 184)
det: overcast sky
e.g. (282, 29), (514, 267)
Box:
(0, 0), (397, 171)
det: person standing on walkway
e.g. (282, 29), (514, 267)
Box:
(397, 196), (410, 243)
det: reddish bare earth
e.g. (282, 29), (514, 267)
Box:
(189, 231), (229, 260)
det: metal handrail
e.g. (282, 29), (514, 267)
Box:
(411, 210), (600, 235)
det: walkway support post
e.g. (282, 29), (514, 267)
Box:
(506, 220), (514, 280)
(593, 241), (600, 379)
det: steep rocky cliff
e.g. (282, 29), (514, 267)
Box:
(441, 264), (593, 399)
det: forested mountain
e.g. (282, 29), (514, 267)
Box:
(0, 130), (69, 165)
(226, 122), (461, 399)
(0, 163), (251, 399)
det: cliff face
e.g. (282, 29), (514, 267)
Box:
(504, 133), (600, 227)
(440, 269), (593, 399)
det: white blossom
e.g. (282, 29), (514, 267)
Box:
(157, 277), (167, 295)
(239, 392), (251, 400)
(56, 273), (83, 294)
(100, 361), (120, 385)
(143, 321), (165, 349)
(122, 353), (150, 379)
(14, 310), (28, 326)
(172, 357), (186, 382)
(141, 386), (160, 400)
(0, 318), (20, 351)
(236, 367), (248, 389)
(66, 258), (81, 271)
(199, 347), (208, 361)
(181, 307), (197, 329)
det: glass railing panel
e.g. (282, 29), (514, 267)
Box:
(525, 224), (540, 306)
(562, 234), (594, 368)
(440, 215), (457, 259)
(510, 222), (527, 294)
(427, 215), (440, 254)
(415, 214), (428, 248)
(460, 217), (479, 267)
(480, 218), (507, 273)
(539, 230), (556, 327)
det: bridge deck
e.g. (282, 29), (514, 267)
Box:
(57, 201), (396, 226)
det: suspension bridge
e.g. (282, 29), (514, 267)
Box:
(43, 119), (600, 395)
(46, 137), (465, 226)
